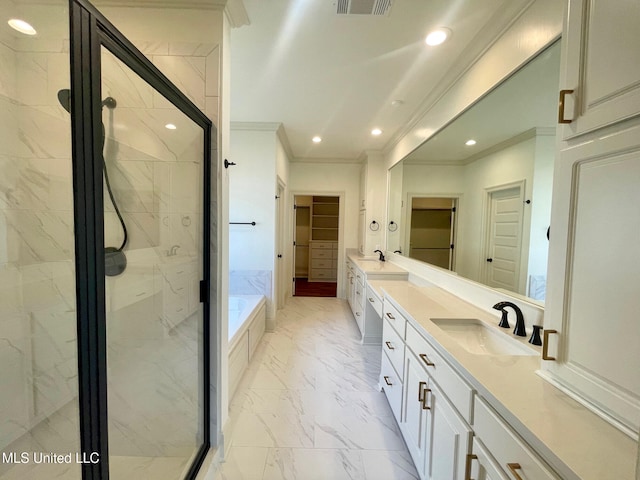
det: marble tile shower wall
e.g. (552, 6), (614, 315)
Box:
(0, 15), (79, 456)
(0, 4), (220, 460)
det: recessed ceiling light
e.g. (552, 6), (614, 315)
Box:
(371, 128), (382, 136)
(165, 123), (177, 130)
(425, 28), (450, 46)
(391, 100), (404, 107)
(8, 19), (37, 36)
(312, 136), (322, 143)
(465, 139), (477, 146)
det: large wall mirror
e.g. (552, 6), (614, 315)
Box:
(387, 41), (560, 303)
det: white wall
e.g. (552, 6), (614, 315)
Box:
(289, 162), (361, 298)
(229, 130), (276, 270)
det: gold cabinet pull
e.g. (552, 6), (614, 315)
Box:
(542, 329), (558, 361)
(386, 312), (395, 320)
(418, 381), (427, 402)
(421, 387), (431, 410)
(419, 353), (435, 367)
(558, 89), (574, 124)
(507, 463), (523, 480)
(383, 376), (392, 386)
(465, 454), (477, 480)
(385, 341), (394, 350)
(368, 297), (375, 303)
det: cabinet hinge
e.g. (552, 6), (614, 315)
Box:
(293, 204), (297, 210)
(452, 207), (456, 213)
(293, 240), (296, 246)
(450, 244), (454, 250)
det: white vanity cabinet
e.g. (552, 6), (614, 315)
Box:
(467, 438), (510, 480)
(543, 0), (640, 436)
(382, 299), (472, 480)
(472, 395), (560, 480)
(346, 257), (408, 344)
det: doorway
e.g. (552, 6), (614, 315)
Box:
(484, 185), (525, 293)
(407, 197), (457, 270)
(293, 195), (339, 297)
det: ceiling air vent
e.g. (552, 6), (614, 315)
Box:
(337, 0), (392, 16)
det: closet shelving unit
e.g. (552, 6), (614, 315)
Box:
(309, 196), (338, 282)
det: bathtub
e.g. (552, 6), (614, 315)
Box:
(228, 295), (266, 398)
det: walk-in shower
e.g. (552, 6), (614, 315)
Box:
(57, 88), (128, 276)
(0, 1), (214, 479)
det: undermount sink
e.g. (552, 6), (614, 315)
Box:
(431, 318), (538, 356)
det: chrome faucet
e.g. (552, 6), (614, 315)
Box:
(374, 249), (385, 262)
(167, 244), (180, 256)
(492, 301), (526, 337)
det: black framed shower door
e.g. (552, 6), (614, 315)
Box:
(69, 1), (212, 479)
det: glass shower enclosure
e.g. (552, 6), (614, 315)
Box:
(0, 1), (213, 479)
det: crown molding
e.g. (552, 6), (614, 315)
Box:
(225, 0), (250, 28)
(231, 121), (281, 131)
(290, 157), (362, 165)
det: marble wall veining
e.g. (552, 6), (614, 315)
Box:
(0, 2), (79, 464)
(1, 1), (221, 475)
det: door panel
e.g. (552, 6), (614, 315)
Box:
(101, 46), (206, 479)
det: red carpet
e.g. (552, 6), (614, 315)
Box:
(294, 278), (337, 297)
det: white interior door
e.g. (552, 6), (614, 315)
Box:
(485, 186), (524, 293)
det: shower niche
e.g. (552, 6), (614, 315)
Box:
(0, 1), (214, 479)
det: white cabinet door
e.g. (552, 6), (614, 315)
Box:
(401, 351), (430, 480)
(544, 0), (640, 437)
(468, 438), (510, 480)
(427, 381), (472, 480)
(559, 0), (640, 139)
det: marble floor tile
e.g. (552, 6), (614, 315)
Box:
(262, 448), (365, 480)
(314, 411), (407, 450)
(222, 297), (418, 480)
(230, 412), (315, 448)
(360, 450), (419, 480)
(212, 446), (268, 480)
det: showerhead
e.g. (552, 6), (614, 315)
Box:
(57, 88), (71, 113)
(56, 88), (117, 112)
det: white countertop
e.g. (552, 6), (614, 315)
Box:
(368, 280), (637, 480)
(347, 253), (409, 275)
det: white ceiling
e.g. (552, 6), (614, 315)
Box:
(230, 0), (533, 161)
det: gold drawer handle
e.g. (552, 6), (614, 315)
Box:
(465, 454), (477, 480)
(385, 341), (394, 350)
(542, 329), (558, 361)
(355, 312), (360, 317)
(418, 381), (427, 402)
(419, 353), (435, 367)
(420, 385), (431, 410)
(507, 463), (523, 480)
(383, 376), (392, 386)
(386, 312), (395, 320)
(368, 297), (375, 303)
(558, 89), (574, 124)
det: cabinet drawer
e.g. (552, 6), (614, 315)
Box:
(355, 270), (364, 286)
(311, 249), (332, 259)
(312, 241), (334, 249)
(382, 319), (404, 378)
(311, 258), (332, 269)
(354, 302), (364, 332)
(310, 268), (334, 279)
(470, 437), (510, 480)
(381, 350), (403, 422)
(365, 285), (382, 317)
(474, 395), (560, 480)
(382, 300), (406, 337)
(406, 323), (474, 423)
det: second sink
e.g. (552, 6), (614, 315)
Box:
(431, 318), (537, 356)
